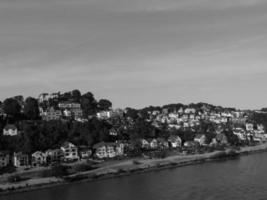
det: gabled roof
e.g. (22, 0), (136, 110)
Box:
(61, 141), (76, 149)
(45, 149), (62, 154)
(0, 151), (9, 156)
(168, 135), (181, 142)
(32, 151), (46, 157)
(157, 138), (167, 143)
(93, 142), (115, 149)
(4, 124), (17, 130)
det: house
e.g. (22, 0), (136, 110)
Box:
(38, 92), (60, 103)
(184, 108), (196, 114)
(0, 106), (6, 117)
(168, 135), (182, 148)
(254, 132), (266, 142)
(38, 93), (49, 103)
(183, 141), (198, 148)
(147, 138), (158, 149)
(3, 124), (18, 136)
(72, 108), (83, 119)
(45, 149), (62, 164)
(178, 107), (184, 114)
(93, 142), (118, 159)
(43, 107), (62, 121)
(246, 123), (254, 132)
(93, 142), (107, 159)
(257, 124), (265, 133)
(115, 141), (126, 156)
(13, 152), (29, 167)
(62, 108), (83, 119)
(58, 102), (81, 109)
(31, 151), (47, 167)
(140, 139), (150, 149)
(96, 111), (114, 119)
(63, 109), (72, 117)
(233, 128), (247, 141)
(61, 142), (79, 162)
(106, 144), (116, 158)
(162, 108), (169, 115)
(109, 128), (118, 136)
(78, 146), (92, 159)
(0, 151), (10, 168)
(157, 138), (169, 149)
(215, 133), (228, 145)
(194, 134), (207, 146)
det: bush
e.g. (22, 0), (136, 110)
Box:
(50, 165), (69, 177)
(8, 175), (22, 183)
(72, 164), (96, 173)
(0, 165), (16, 175)
(132, 160), (141, 165)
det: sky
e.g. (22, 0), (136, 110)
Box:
(0, 0), (267, 109)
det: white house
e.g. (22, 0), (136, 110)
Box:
(194, 134), (207, 146)
(61, 142), (79, 162)
(168, 135), (182, 148)
(147, 138), (158, 149)
(31, 151), (47, 167)
(93, 142), (120, 159)
(245, 123), (254, 132)
(140, 139), (150, 149)
(3, 124), (18, 136)
(13, 152), (29, 167)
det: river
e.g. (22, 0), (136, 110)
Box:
(3, 152), (267, 200)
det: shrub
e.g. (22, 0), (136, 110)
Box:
(50, 164), (69, 177)
(73, 164), (95, 173)
(8, 175), (22, 183)
(132, 160), (141, 165)
(0, 165), (16, 175)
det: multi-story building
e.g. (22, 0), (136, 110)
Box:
(13, 152), (29, 167)
(31, 151), (47, 167)
(0, 151), (10, 168)
(61, 142), (79, 162)
(42, 107), (62, 121)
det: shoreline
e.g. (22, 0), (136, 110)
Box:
(1, 143), (267, 196)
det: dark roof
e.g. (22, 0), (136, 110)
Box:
(4, 124), (17, 130)
(194, 134), (205, 139)
(61, 141), (76, 149)
(93, 142), (116, 149)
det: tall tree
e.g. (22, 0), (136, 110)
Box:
(81, 92), (97, 116)
(24, 97), (40, 120)
(71, 89), (81, 102)
(98, 99), (112, 111)
(3, 98), (21, 118)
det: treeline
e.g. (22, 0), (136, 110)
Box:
(140, 102), (237, 113)
(0, 90), (113, 121)
(0, 89), (266, 154)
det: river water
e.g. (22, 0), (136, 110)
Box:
(3, 152), (267, 200)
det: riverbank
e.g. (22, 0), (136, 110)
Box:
(2, 142), (267, 196)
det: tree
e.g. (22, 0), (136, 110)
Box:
(224, 130), (239, 146)
(3, 98), (21, 118)
(71, 89), (81, 102)
(24, 97), (40, 120)
(125, 108), (139, 120)
(98, 99), (112, 111)
(81, 92), (97, 116)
